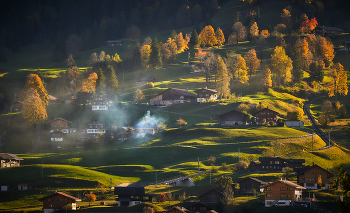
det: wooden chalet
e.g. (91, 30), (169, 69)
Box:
(107, 40), (123, 46)
(314, 26), (345, 36)
(47, 117), (73, 134)
(50, 131), (64, 142)
(195, 88), (217, 102)
(114, 187), (152, 206)
(150, 88), (197, 106)
(192, 64), (205, 73)
(17, 183), (29, 190)
(238, 177), (267, 194)
(166, 206), (188, 213)
(264, 180), (305, 207)
(10, 101), (22, 112)
(0, 153), (23, 167)
(252, 108), (279, 125)
(297, 164), (333, 189)
(248, 157), (305, 172)
(217, 110), (249, 126)
(198, 189), (223, 205)
(85, 120), (108, 134)
(91, 95), (111, 110)
(38, 192), (81, 212)
(136, 77), (156, 86)
(48, 95), (59, 104)
(75, 92), (92, 105)
(183, 202), (212, 213)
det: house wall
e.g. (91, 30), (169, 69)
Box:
(51, 138), (63, 142)
(239, 179), (264, 194)
(49, 120), (71, 129)
(150, 94), (163, 105)
(218, 111), (248, 126)
(92, 105), (108, 110)
(199, 191), (223, 203)
(254, 109), (278, 125)
(298, 166), (332, 189)
(1, 159), (20, 167)
(285, 121), (304, 127)
(42, 194), (77, 210)
(264, 182), (302, 207)
(167, 208), (185, 213)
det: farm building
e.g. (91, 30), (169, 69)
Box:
(195, 88), (217, 102)
(252, 108), (279, 125)
(47, 117), (74, 133)
(166, 206), (188, 213)
(85, 120), (108, 134)
(297, 164), (333, 189)
(136, 77), (156, 86)
(91, 95), (111, 110)
(48, 95), (59, 104)
(0, 153), (23, 167)
(198, 189), (223, 205)
(107, 40), (123, 46)
(264, 180), (306, 207)
(183, 202), (213, 213)
(238, 177), (267, 194)
(38, 192), (81, 213)
(74, 92), (92, 105)
(149, 88), (196, 106)
(50, 131), (64, 142)
(248, 157), (305, 172)
(114, 187), (153, 206)
(285, 120), (304, 127)
(217, 110), (250, 126)
(314, 26), (344, 36)
(9, 101), (22, 112)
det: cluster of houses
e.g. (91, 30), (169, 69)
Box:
(38, 162), (333, 213)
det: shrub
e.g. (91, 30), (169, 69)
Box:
(237, 103), (250, 113)
(236, 160), (248, 171)
(143, 82), (154, 89)
(269, 121), (274, 126)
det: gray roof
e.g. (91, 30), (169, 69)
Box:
(217, 109), (249, 118)
(258, 157), (305, 163)
(316, 26), (344, 32)
(139, 77), (156, 81)
(195, 88), (217, 93)
(47, 117), (72, 124)
(238, 177), (267, 185)
(264, 180), (306, 189)
(0, 153), (23, 160)
(171, 88), (197, 97)
(114, 187), (145, 195)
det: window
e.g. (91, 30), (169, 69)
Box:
(287, 187), (294, 191)
(270, 161), (273, 164)
(48, 198), (51, 201)
(287, 194), (294, 198)
(266, 187), (272, 191)
(280, 187), (286, 191)
(275, 161), (280, 164)
(306, 178), (308, 181)
(267, 201), (273, 205)
(262, 166), (264, 169)
(266, 194), (273, 198)
(143, 196), (149, 200)
(280, 194), (287, 198)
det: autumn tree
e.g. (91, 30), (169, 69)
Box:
(273, 23), (287, 35)
(84, 192), (96, 206)
(126, 25), (141, 39)
(170, 29), (177, 39)
(160, 193), (166, 202)
(176, 118), (187, 128)
(296, 38), (313, 69)
(198, 25), (217, 47)
(143, 206), (154, 213)
(195, 49), (208, 62)
(215, 27), (225, 47)
(300, 17), (318, 34)
(256, 36), (268, 62)
(244, 49), (260, 77)
(159, 42), (171, 62)
(281, 9), (292, 32)
(214, 176), (233, 190)
(188, 29), (199, 49)
(235, 55), (249, 85)
(149, 37), (162, 69)
(175, 32), (188, 52)
(166, 38), (178, 60)
(64, 66), (83, 96)
(140, 45), (151, 68)
(81, 72), (98, 93)
(260, 29), (270, 38)
(207, 155), (216, 165)
(319, 100), (335, 126)
(20, 74), (49, 106)
(96, 69), (106, 95)
(216, 55), (230, 98)
(203, 52), (217, 84)
(250, 22), (259, 40)
(229, 22), (247, 46)
(270, 46), (293, 86)
(289, 45), (303, 84)
(317, 36), (335, 67)
(262, 65), (272, 89)
(22, 88), (47, 131)
(143, 37), (152, 46)
(327, 63), (348, 101)
(105, 66), (119, 97)
(179, 192), (188, 203)
(286, 106), (303, 120)
(134, 89), (145, 104)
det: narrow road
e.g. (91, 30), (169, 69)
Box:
(303, 93), (334, 150)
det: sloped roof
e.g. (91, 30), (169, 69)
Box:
(216, 109), (249, 118)
(85, 120), (108, 125)
(238, 177), (267, 185)
(198, 188), (223, 198)
(139, 77), (156, 81)
(114, 187), (145, 195)
(47, 117), (72, 124)
(252, 108), (279, 116)
(38, 192), (81, 202)
(0, 153), (23, 160)
(183, 202), (212, 209)
(166, 206), (188, 213)
(316, 26), (344, 32)
(296, 164), (333, 176)
(264, 180), (305, 189)
(48, 95), (58, 100)
(195, 88), (217, 93)
(258, 157), (305, 163)
(171, 88), (197, 97)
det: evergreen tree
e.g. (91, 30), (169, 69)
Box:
(106, 66), (118, 98)
(170, 29), (177, 39)
(309, 62), (324, 83)
(96, 68), (106, 95)
(216, 56), (230, 98)
(290, 45), (303, 84)
(215, 27), (225, 47)
(149, 37), (162, 69)
(132, 41), (141, 66)
(188, 29), (199, 49)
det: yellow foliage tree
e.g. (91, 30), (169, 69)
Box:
(317, 36), (335, 67)
(296, 38), (313, 69)
(250, 22), (259, 40)
(215, 27), (225, 47)
(281, 9), (292, 30)
(166, 38), (178, 60)
(327, 63), (348, 101)
(198, 25), (218, 47)
(140, 45), (151, 68)
(22, 88), (47, 130)
(260, 29), (270, 38)
(20, 74), (49, 106)
(159, 42), (171, 62)
(134, 89), (145, 103)
(235, 55), (249, 85)
(262, 65), (272, 89)
(216, 55), (230, 98)
(80, 72), (98, 93)
(270, 46), (293, 86)
(244, 49), (260, 77)
(175, 32), (188, 52)
(229, 22), (247, 46)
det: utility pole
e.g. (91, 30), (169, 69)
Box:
(198, 157), (200, 174)
(238, 148), (240, 161)
(210, 170), (211, 186)
(312, 132), (314, 151)
(156, 169), (157, 185)
(275, 141), (278, 157)
(110, 178), (112, 196)
(188, 52), (190, 64)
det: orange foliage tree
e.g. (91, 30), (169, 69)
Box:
(300, 17), (318, 34)
(175, 32), (188, 52)
(20, 74), (49, 106)
(270, 46), (293, 86)
(250, 22), (259, 40)
(262, 65), (272, 89)
(296, 38), (313, 69)
(327, 63), (348, 101)
(198, 25), (217, 47)
(84, 192), (96, 206)
(81, 72), (98, 93)
(244, 49), (260, 77)
(194, 49), (208, 62)
(229, 22), (247, 46)
(22, 88), (47, 130)
(260, 30), (270, 38)
(215, 27), (225, 47)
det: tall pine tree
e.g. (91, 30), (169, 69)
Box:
(290, 45), (303, 84)
(149, 37), (162, 69)
(106, 66), (119, 98)
(216, 56), (230, 98)
(96, 68), (106, 95)
(189, 29), (199, 49)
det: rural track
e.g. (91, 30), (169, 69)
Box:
(303, 93), (334, 150)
